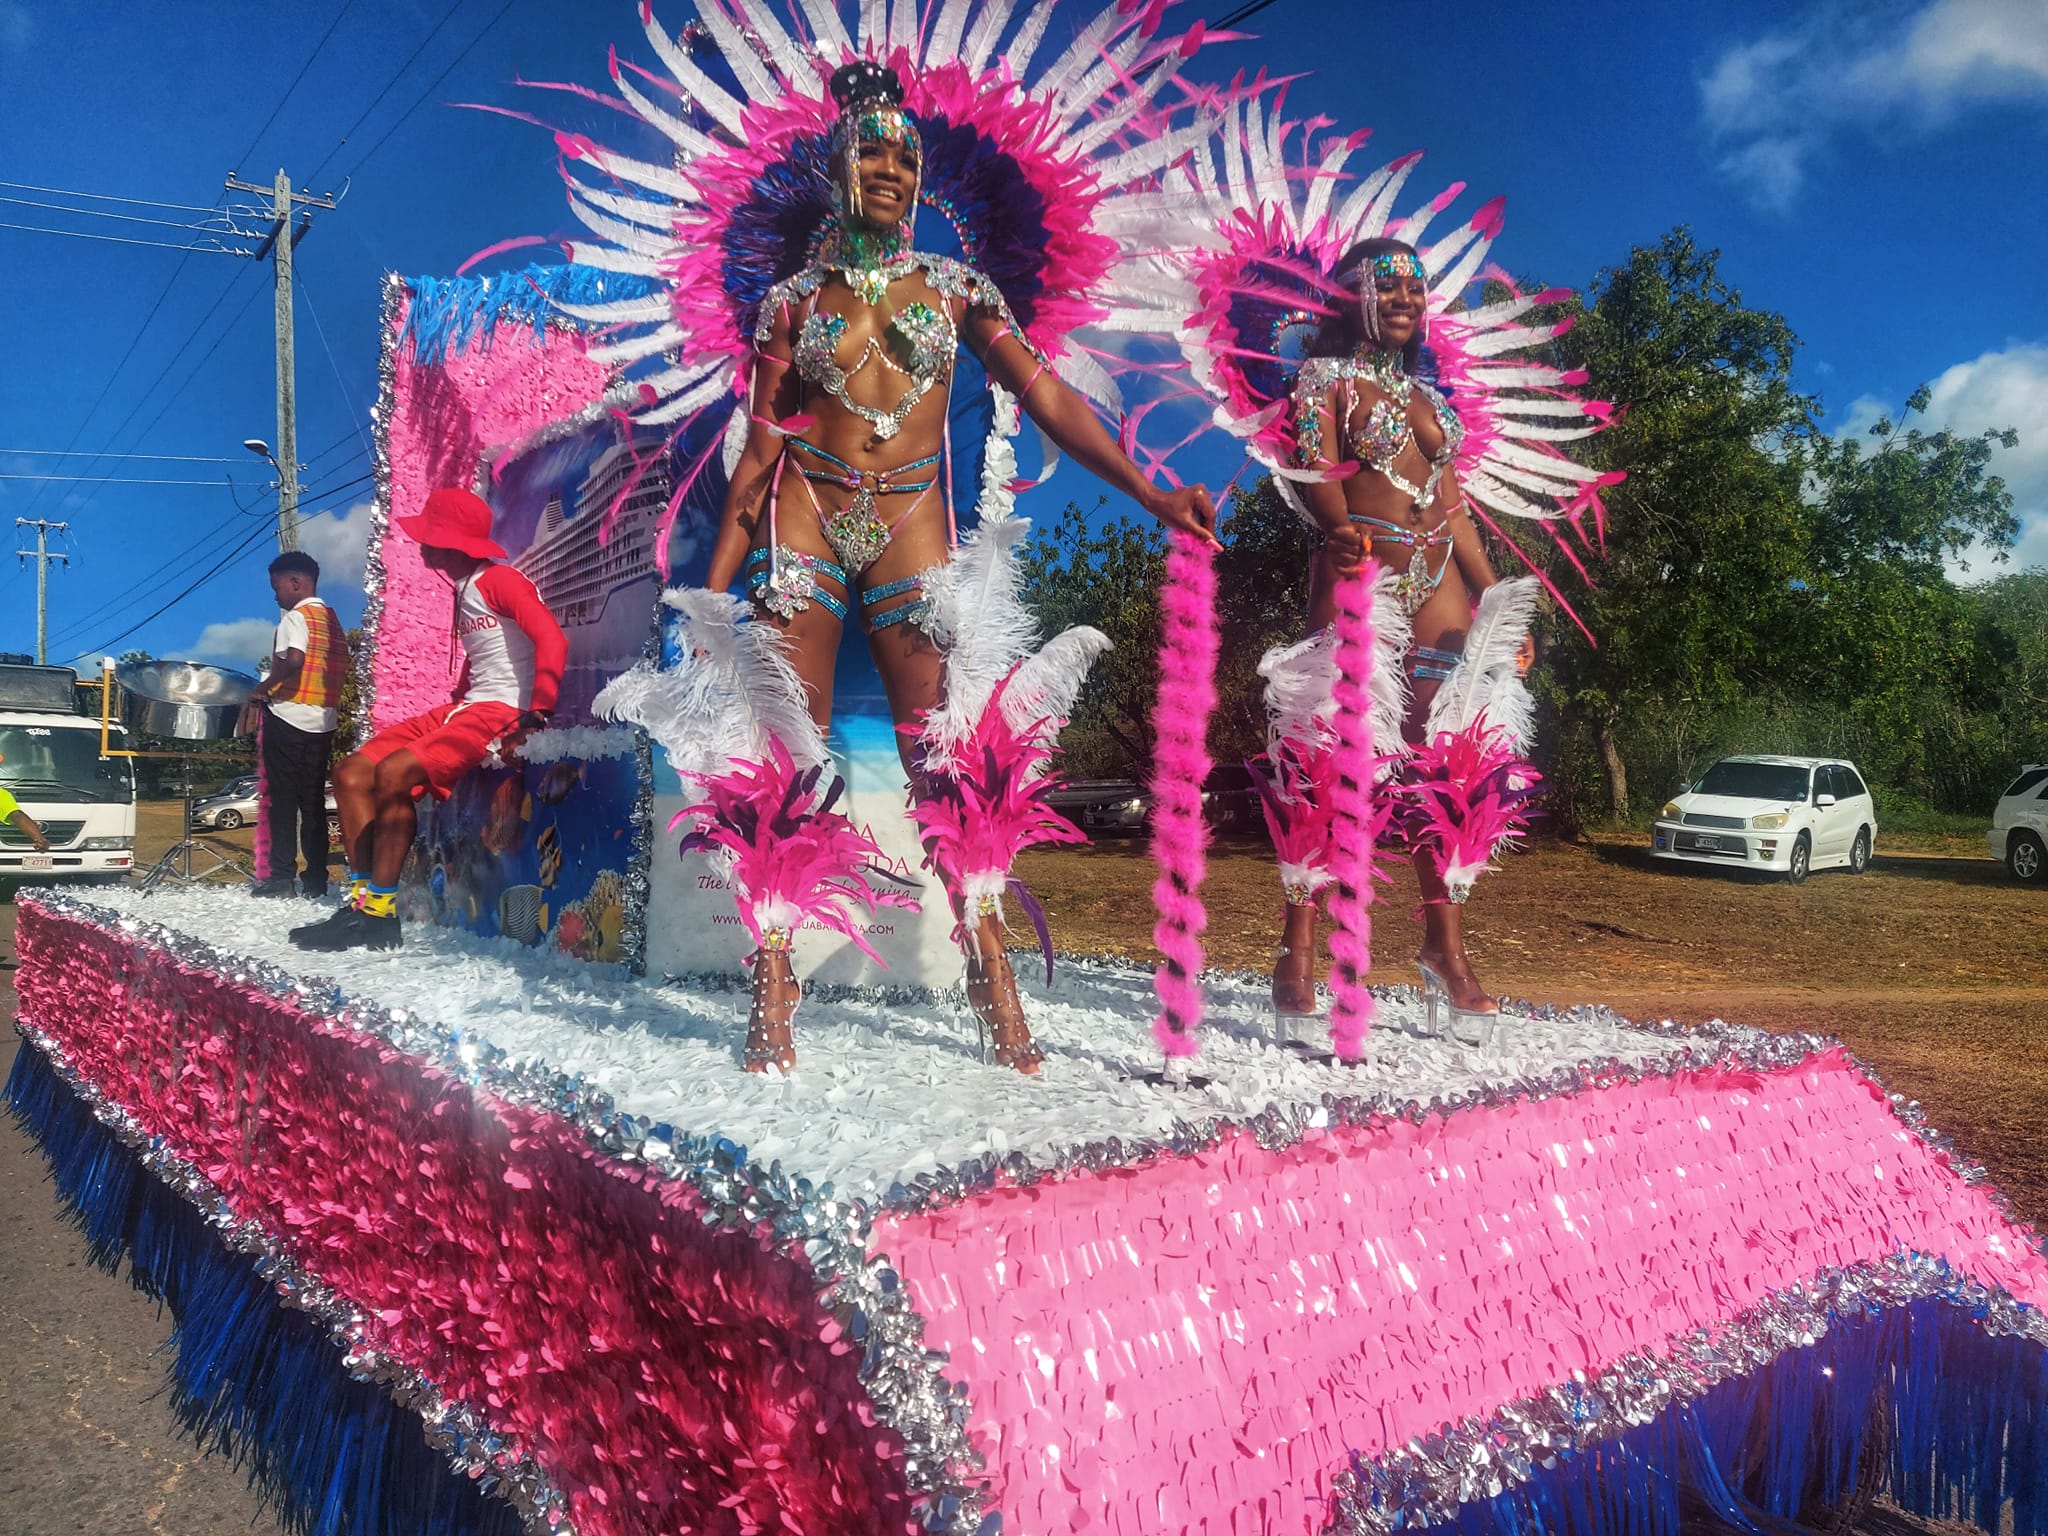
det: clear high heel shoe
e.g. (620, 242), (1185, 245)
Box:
(1416, 959), (1500, 1047)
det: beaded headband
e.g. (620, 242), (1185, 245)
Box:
(1364, 250), (1427, 284)
(1354, 249), (1430, 347)
(827, 62), (921, 227)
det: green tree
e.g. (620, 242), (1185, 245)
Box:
(1019, 502), (1166, 777)
(1536, 228), (1816, 818)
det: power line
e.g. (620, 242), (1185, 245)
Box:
(338, 0), (521, 182)
(0, 473), (241, 487)
(0, 218), (253, 256)
(297, 270), (376, 464)
(229, 0), (362, 173)
(0, 193), (241, 233)
(305, 0), (476, 185)
(0, 449), (242, 463)
(0, 178), (222, 215)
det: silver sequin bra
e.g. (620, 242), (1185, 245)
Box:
(758, 254), (1047, 441)
(1293, 352), (1466, 511)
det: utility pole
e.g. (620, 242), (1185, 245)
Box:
(225, 168), (334, 553)
(15, 518), (70, 665)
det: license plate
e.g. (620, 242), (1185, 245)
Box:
(21, 854), (53, 869)
(1694, 835), (1719, 850)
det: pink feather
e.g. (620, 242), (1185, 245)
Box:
(671, 738), (918, 963)
(1324, 564), (1389, 1060)
(1398, 717), (1542, 901)
(1148, 533), (1219, 1061)
(910, 672), (1087, 949)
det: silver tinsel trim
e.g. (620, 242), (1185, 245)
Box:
(1325, 1252), (2048, 1534)
(19, 892), (991, 1535)
(11, 1016), (576, 1536)
(351, 272), (406, 751)
(621, 730), (654, 977)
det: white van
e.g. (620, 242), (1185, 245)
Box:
(0, 663), (137, 889)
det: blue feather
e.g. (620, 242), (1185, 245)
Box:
(400, 263), (657, 367)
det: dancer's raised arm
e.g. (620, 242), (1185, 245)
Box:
(970, 314), (1220, 548)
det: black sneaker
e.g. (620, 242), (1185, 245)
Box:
(249, 877), (300, 899)
(299, 882), (330, 900)
(290, 905), (400, 952)
(288, 903), (362, 944)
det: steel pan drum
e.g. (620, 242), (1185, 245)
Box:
(116, 660), (259, 741)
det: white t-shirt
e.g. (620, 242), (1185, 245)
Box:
(269, 597), (339, 733)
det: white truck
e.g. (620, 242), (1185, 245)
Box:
(0, 661), (136, 891)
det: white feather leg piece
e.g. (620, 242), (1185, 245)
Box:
(593, 589), (827, 779)
(1364, 566), (1415, 773)
(1002, 626), (1109, 746)
(917, 518), (1044, 768)
(1424, 576), (1539, 749)
(1258, 629), (1339, 750)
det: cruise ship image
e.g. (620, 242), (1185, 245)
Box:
(514, 439), (675, 723)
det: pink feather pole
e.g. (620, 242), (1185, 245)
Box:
(1324, 561), (1381, 1060)
(1148, 532), (1220, 1062)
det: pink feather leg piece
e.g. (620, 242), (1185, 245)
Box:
(1399, 717), (1542, 902)
(910, 673), (1088, 971)
(1251, 739), (1337, 899)
(1325, 562), (1386, 1060)
(671, 738), (917, 963)
(1147, 532), (1219, 1061)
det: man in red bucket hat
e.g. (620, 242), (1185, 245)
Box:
(292, 486), (567, 952)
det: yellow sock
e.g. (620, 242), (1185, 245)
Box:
(357, 887), (397, 919)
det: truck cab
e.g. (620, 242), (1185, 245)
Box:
(0, 662), (137, 887)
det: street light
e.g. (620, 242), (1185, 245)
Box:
(243, 438), (274, 461)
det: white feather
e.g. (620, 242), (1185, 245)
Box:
(1424, 576), (1539, 748)
(1257, 630), (1338, 749)
(592, 588), (827, 777)
(918, 519), (1043, 766)
(1364, 566), (1415, 772)
(1002, 626), (1109, 739)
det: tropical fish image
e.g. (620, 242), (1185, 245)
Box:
(481, 775), (529, 854)
(534, 759), (585, 807)
(536, 825), (563, 887)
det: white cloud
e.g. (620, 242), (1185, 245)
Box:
(1701, 0), (2048, 208)
(298, 500), (374, 593)
(188, 618), (278, 667)
(1843, 340), (2048, 581)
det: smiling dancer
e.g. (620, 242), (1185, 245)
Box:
(561, 1), (1225, 1074)
(1154, 110), (1618, 1040)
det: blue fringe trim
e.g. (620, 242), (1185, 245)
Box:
(5, 1042), (528, 1536)
(1357, 1293), (2048, 1535)
(400, 263), (656, 367)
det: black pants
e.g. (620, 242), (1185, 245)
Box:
(261, 714), (336, 890)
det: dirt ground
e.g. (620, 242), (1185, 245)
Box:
(1020, 828), (2048, 1227)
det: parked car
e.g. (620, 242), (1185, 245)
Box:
(1989, 764), (2047, 884)
(1044, 779), (1149, 835)
(189, 775), (340, 837)
(1043, 767), (1268, 837)
(1649, 755), (1877, 884)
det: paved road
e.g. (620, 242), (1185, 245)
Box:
(0, 897), (282, 1536)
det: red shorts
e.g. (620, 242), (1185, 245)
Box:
(357, 701), (522, 800)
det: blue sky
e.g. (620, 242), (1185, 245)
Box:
(2, 0), (2044, 673)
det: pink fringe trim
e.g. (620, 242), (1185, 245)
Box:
(1149, 534), (1219, 1061)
